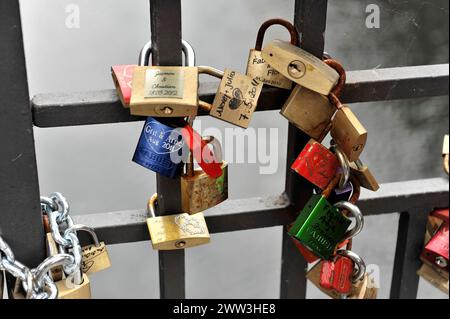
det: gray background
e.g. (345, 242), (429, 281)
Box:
(19, 0), (448, 298)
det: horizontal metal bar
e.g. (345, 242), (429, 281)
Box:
(73, 177), (449, 245)
(32, 64), (449, 128)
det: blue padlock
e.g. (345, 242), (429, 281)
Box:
(133, 117), (187, 178)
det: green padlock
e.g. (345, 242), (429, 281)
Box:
(289, 176), (364, 259)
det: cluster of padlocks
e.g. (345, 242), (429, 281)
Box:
(1, 193), (110, 299)
(110, 18), (381, 299)
(416, 135), (449, 294)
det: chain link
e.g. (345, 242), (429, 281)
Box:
(0, 193), (92, 299)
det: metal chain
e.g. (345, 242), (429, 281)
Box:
(0, 193), (87, 299)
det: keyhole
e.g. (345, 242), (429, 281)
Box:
(175, 240), (186, 248)
(288, 60), (306, 79)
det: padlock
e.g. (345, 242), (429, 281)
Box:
(146, 193), (210, 250)
(56, 273), (91, 299)
(320, 250), (366, 296)
(129, 40), (204, 117)
(443, 134), (449, 175)
(180, 134), (228, 214)
(319, 60), (367, 162)
(132, 117), (187, 178)
(289, 176), (364, 259)
(281, 86), (336, 141)
(111, 40), (152, 107)
(208, 68), (263, 128)
(261, 40), (340, 95)
(425, 208), (448, 243)
(64, 225), (111, 275)
(417, 263), (449, 294)
(421, 222), (449, 273)
(246, 19), (298, 90)
(349, 159), (379, 191)
(291, 139), (340, 190)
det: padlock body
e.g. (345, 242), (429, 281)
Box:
(349, 162), (379, 191)
(331, 256), (354, 294)
(210, 69), (263, 128)
(331, 106), (367, 162)
(130, 66), (198, 117)
(261, 40), (340, 95)
(417, 263), (449, 294)
(289, 194), (351, 259)
(421, 223), (449, 272)
(56, 273), (91, 299)
(246, 49), (291, 90)
(81, 242), (111, 275)
(46, 233), (63, 281)
(133, 117), (186, 178)
(291, 139), (339, 190)
(281, 85), (335, 140)
(111, 64), (135, 107)
(147, 213), (210, 250)
(181, 162), (228, 214)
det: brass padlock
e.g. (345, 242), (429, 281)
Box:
(181, 134), (228, 214)
(209, 68), (263, 128)
(261, 40), (340, 95)
(281, 85), (336, 140)
(246, 19), (298, 90)
(318, 59), (367, 163)
(56, 272), (91, 299)
(417, 263), (449, 294)
(64, 224), (111, 275)
(42, 215), (64, 281)
(130, 40), (200, 117)
(349, 159), (379, 191)
(146, 193), (210, 250)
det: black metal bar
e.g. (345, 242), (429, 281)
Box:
(149, 0), (185, 299)
(73, 177), (449, 243)
(390, 208), (429, 299)
(31, 64), (450, 128)
(279, 0), (328, 299)
(0, 0), (45, 269)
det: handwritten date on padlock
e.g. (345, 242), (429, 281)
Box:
(291, 139), (339, 190)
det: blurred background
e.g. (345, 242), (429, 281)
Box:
(19, 0), (448, 298)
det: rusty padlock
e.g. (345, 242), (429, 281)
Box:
(246, 19), (298, 89)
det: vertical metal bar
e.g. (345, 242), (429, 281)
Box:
(390, 209), (428, 299)
(149, 0), (185, 299)
(280, 0), (328, 299)
(0, 0), (45, 269)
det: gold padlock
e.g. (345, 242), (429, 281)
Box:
(209, 68), (263, 128)
(261, 40), (340, 95)
(246, 19), (298, 90)
(417, 263), (449, 294)
(181, 135), (228, 214)
(130, 40), (199, 117)
(56, 272), (91, 299)
(45, 233), (64, 281)
(280, 85), (335, 140)
(349, 159), (379, 191)
(146, 193), (210, 250)
(63, 224), (111, 275)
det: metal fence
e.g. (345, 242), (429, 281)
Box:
(0, 0), (448, 299)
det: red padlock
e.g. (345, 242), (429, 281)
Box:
(291, 139), (339, 189)
(431, 208), (449, 224)
(319, 255), (354, 295)
(111, 65), (135, 106)
(421, 222), (449, 272)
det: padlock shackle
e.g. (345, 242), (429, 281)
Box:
(197, 66), (225, 113)
(254, 18), (299, 51)
(323, 59), (346, 110)
(336, 250), (366, 283)
(335, 201), (364, 241)
(330, 140), (350, 189)
(138, 39), (196, 67)
(148, 193), (158, 218)
(63, 224), (101, 247)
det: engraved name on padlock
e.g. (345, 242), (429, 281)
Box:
(209, 69), (263, 129)
(246, 19), (298, 89)
(133, 117), (187, 178)
(146, 194), (210, 250)
(261, 40), (340, 95)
